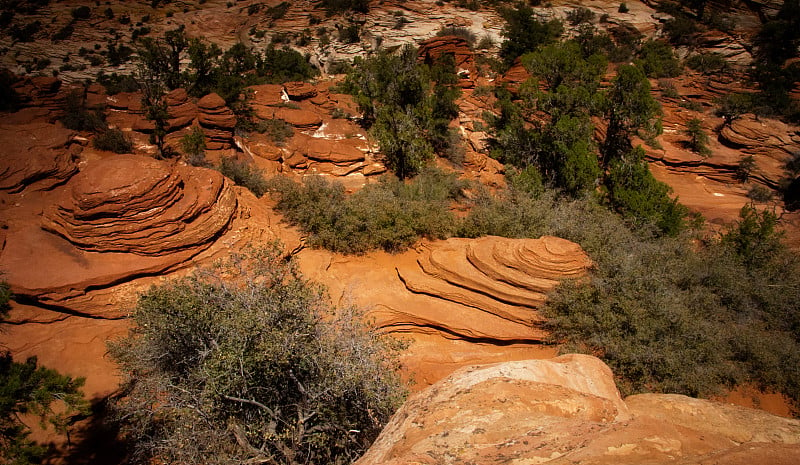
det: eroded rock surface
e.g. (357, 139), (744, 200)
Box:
(42, 154), (236, 255)
(0, 121), (77, 192)
(357, 355), (800, 465)
(387, 236), (591, 342)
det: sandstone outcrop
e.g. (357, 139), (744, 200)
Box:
(386, 236), (591, 341)
(197, 93), (236, 150)
(356, 354), (800, 465)
(42, 154), (236, 255)
(165, 88), (198, 130)
(0, 121), (77, 192)
(418, 35), (476, 85)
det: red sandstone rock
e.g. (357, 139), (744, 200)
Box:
(356, 355), (800, 465)
(390, 236), (591, 342)
(417, 35), (477, 84)
(283, 81), (318, 100)
(249, 84), (286, 106)
(0, 121), (77, 192)
(41, 154), (236, 256)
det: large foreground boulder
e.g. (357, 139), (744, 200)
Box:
(357, 355), (800, 465)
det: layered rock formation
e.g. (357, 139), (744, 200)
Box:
(197, 92), (236, 150)
(357, 354), (800, 465)
(386, 236), (592, 341)
(42, 154), (236, 255)
(0, 121), (77, 193)
(418, 35), (477, 85)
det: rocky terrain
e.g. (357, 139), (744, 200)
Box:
(1, 0), (799, 463)
(357, 355), (800, 465)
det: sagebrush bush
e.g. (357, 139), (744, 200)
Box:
(218, 157), (268, 197)
(269, 168), (464, 254)
(109, 244), (405, 465)
(93, 128), (132, 153)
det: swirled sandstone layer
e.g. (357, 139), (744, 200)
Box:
(42, 154), (236, 255)
(390, 236), (592, 341)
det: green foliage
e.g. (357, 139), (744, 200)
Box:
(269, 168), (464, 254)
(521, 41), (606, 92)
(109, 245), (404, 465)
(636, 40), (681, 78)
(344, 46), (460, 179)
(218, 157), (268, 197)
(499, 2), (563, 65)
(721, 204), (783, 268)
(93, 128), (133, 153)
(714, 92), (754, 122)
(61, 90), (106, 132)
(735, 155), (756, 182)
(436, 26), (476, 47)
(566, 7), (595, 26)
(1, 285), (88, 465)
(603, 64), (660, 161)
(606, 147), (688, 236)
(663, 14), (701, 46)
(684, 117), (711, 156)
(255, 118), (294, 146)
(618, 2), (629, 13)
(319, 0), (369, 15)
(180, 126), (206, 166)
(686, 52), (729, 75)
(71, 5), (91, 19)
(338, 24), (360, 44)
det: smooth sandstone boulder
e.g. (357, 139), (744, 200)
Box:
(356, 355), (800, 465)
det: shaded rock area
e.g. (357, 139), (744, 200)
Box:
(393, 236), (591, 342)
(42, 154), (236, 255)
(356, 354), (800, 465)
(0, 121), (77, 193)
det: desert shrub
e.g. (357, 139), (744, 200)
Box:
(618, 2), (629, 13)
(319, 0), (369, 15)
(61, 90), (106, 131)
(735, 155), (756, 182)
(436, 26), (476, 47)
(637, 40), (681, 78)
(566, 7), (595, 26)
(96, 72), (139, 94)
(338, 24), (360, 44)
(684, 117), (711, 156)
(180, 126), (206, 166)
(269, 168), (464, 254)
(71, 5), (91, 19)
(10, 21), (41, 43)
(658, 79), (680, 98)
(499, 2), (563, 65)
(686, 52), (729, 75)
(93, 128), (133, 153)
(476, 34), (494, 50)
(52, 23), (75, 41)
(605, 147), (689, 236)
(267, 1), (290, 19)
(256, 118), (293, 145)
(523, 193), (800, 409)
(747, 184), (773, 202)
(218, 157), (268, 197)
(109, 244), (405, 465)
(663, 15), (701, 46)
